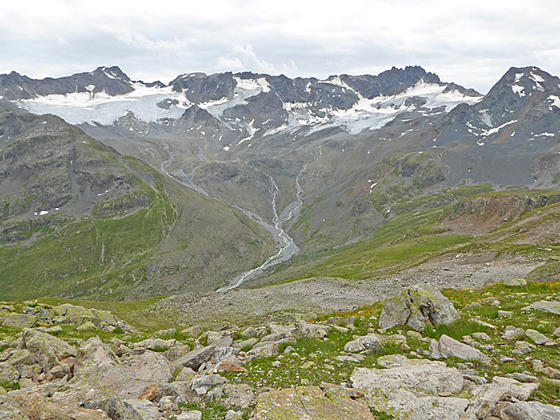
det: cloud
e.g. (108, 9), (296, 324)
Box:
(0, 0), (559, 91)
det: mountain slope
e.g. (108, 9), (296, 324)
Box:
(0, 103), (275, 299)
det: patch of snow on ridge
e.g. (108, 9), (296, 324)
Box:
(17, 83), (190, 125)
(548, 95), (560, 109)
(512, 85), (525, 97)
(306, 81), (481, 135)
(481, 120), (517, 136)
(200, 77), (270, 120)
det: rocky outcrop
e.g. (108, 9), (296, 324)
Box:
(252, 384), (373, 420)
(501, 401), (560, 419)
(379, 285), (460, 332)
(351, 358), (538, 419)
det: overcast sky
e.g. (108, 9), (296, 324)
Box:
(1, 0), (559, 92)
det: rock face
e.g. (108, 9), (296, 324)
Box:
(379, 285), (460, 332)
(252, 384), (374, 420)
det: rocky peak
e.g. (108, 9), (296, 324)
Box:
(92, 65), (131, 82)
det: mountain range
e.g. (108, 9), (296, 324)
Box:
(1, 64), (560, 300)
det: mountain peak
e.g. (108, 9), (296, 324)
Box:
(92, 65), (131, 82)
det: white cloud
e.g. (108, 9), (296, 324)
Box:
(0, 0), (559, 91)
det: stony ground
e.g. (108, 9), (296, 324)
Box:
(148, 252), (540, 328)
(0, 277), (559, 419)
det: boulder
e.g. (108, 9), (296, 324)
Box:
(253, 384), (373, 419)
(503, 326), (525, 340)
(174, 345), (217, 370)
(438, 334), (491, 364)
(344, 334), (383, 353)
(191, 373), (228, 395)
(525, 329), (551, 345)
(0, 362), (20, 383)
(503, 278), (527, 287)
(523, 300), (560, 315)
(2, 313), (37, 329)
(76, 321), (96, 332)
(501, 401), (560, 419)
(379, 285), (460, 332)
(351, 359), (469, 419)
(219, 383), (254, 408)
(464, 377), (538, 418)
(73, 350), (173, 401)
(176, 411), (202, 420)
(19, 328), (77, 371)
(297, 321), (331, 339)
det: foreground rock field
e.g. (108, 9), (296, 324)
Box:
(0, 280), (559, 419)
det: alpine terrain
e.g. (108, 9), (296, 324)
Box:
(1, 64), (560, 419)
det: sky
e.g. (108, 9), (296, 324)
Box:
(1, 0), (559, 93)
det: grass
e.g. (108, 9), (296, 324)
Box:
(0, 170), (174, 300)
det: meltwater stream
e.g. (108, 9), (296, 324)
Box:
(160, 147), (304, 292)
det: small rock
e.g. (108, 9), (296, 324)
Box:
(503, 326), (524, 341)
(525, 329), (551, 345)
(472, 332), (491, 342)
(176, 410), (203, 420)
(344, 334), (382, 353)
(503, 278), (527, 287)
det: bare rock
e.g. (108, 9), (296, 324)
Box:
(379, 285), (460, 332)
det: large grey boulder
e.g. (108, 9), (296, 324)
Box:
(297, 321), (331, 339)
(437, 334), (491, 364)
(464, 377), (538, 418)
(351, 359), (467, 419)
(379, 285), (460, 332)
(253, 384), (374, 420)
(525, 329), (551, 345)
(19, 328), (77, 371)
(501, 401), (560, 419)
(523, 300), (560, 315)
(71, 350), (173, 402)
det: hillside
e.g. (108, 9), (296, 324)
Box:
(0, 103), (276, 300)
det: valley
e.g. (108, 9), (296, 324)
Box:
(1, 63), (560, 418)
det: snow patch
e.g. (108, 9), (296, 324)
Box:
(547, 95), (560, 109)
(511, 85), (525, 97)
(18, 83), (190, 125)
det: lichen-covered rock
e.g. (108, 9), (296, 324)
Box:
(501, 401), (560, 419)
(351, 359), (469, 419)
(523, 300), (560, 315)
(0, 362), (19, 383)
(253, 384), (373, 419)
(297, 321), (331, 339)
(503, 278), (527, 287)
(438, 334), (491, 364)
(525, 329), (551, 345)
(379, 285), (460, 332)
(464, 376), (538, 418)
(344, 334), (383, 353)
(19, 328), (77, 371)
(3, 313), (37, 329)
